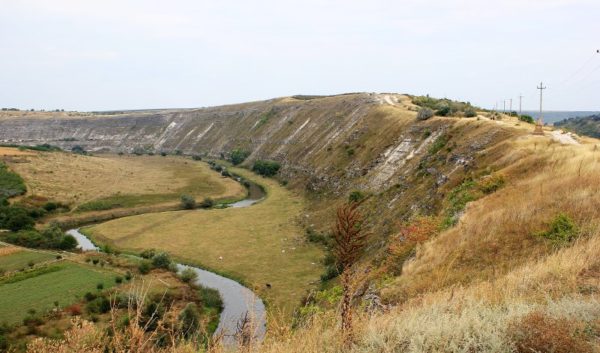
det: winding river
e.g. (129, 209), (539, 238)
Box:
(67, 180), (267, 344)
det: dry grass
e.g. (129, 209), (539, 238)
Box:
(0, 146), (35, 156)
(6, 152), (244, 209)
(85, 167), (324, 316)
(382, 135), (600, 302)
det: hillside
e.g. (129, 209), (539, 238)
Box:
(2, 93), (600, 352)
(555, 114), (600, 139)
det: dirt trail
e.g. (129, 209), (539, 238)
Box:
(550, 130), (580, 145)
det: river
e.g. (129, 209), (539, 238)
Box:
(68, 180), (267, 344)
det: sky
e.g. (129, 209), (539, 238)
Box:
(1, 0), (599, 111)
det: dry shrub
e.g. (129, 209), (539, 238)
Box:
(65, 304), (82, 316)
(509, 311), (594, 353)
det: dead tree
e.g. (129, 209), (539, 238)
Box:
(332, 201), (368, 346)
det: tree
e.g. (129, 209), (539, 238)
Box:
(180, 195), (196, 210)
(230, 149), (250, 165)
(332, 201), (369, 345)
(199, 197), (214, 209)
(252, 160), (281, 177)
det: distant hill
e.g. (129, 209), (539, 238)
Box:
(520, 110), (600, 124)
(555, 114), (600, 138)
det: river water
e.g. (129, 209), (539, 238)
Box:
(68, 180), (267, 344)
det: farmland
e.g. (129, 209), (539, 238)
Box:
(0, 261), (116, 325)
(0, 246), (56, 272)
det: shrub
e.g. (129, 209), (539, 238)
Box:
(65, 304), (82, 316)
(96, 283), (104, 290)
(140, 249), (156, 259)
(348, 190), (365, 203)
(115, 276), (123, 284)
(179, 268), (197, 283)
(151, 252), (172, 269)
(509, 311), (593, 353)
(199, 286), (223, 311)
(435, 102), (451, 116)
(180, 195), (196, 210)
(42, 202), (58, 212)
(464, 107), (477, 117)
(199, 197), (214, 209)
(1, 206), (34, 231)
(519, 114), (535, 124)
(125, 271), (132, 281)
(537, 214), (579, 244)
(0, 162), (26, 198)
(84, 292), (97, 302)
(178, 303), (201, 338)
(230, 149), (250, 165)
(192, 155), (202, 161)
(71, 145), (86, 155)
(252, 160), (281, 177)
(478, 174), (505, 194)
(138, 261), (151, 274)
(416, 107), (434, 121)
(160, 151), (167, 157)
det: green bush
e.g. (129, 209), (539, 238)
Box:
(180, 195), (196, 210)
(179, 268), (197, 283)
(0, 162), (26, 198)
(348, 190), (365, 203)
(230, 149), (250, 165)
(416, 107), (434, 121)
(252, 160), (281, 177)
(1, 223), (76, 250)
(151, 252), (172, 269)
(140, 249), (156, 259)
(71, 145), (86, 155)
(519, 115), (535, 124)
(138, 261), (152, 274)
(537, 214), (579, 244)
(199, 197), (214, 209)
(464, 107), (477, 117)
(199, 286), (223, 311)
(0, 206), (35, 231)
(178, 303), (201, 338)
(192, 155), (202, 161)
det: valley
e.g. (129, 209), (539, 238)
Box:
(0, 93), (599, 352)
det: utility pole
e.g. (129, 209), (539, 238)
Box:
(503, 100), (506, 113)
(533, 82), (547, 135)
(518, 94), (523, 115)
(509, 98), (513, 115)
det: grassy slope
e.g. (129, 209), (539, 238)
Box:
(85, 167), (324, 316)
(7, 152), (244, 210)
(0, 261), (116, 325)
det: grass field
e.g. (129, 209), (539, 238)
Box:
(6, 152), (245, 210)
(85, 167), (324, 315)
(0, 247), (56, 272)
(0, 261), (116, 325)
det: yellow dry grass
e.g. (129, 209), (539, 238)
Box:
(6, 152), (245, 208)
(85, 167), (324, 316)
(0, 146), (35, 156)
(0, 245), (21, 257)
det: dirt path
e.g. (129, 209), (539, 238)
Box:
(550, 130), (580, 145)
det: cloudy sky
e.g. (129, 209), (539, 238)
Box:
(1, 0), (599, 111)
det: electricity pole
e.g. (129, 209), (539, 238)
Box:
(537, 82), (547, 123)
(533, 82), (547, 135)
(518, 94), (523, 115)
(509, 98), (513, 114)
(503, 100), (506, 113)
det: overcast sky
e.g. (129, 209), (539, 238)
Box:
(1, 0), (599, 111)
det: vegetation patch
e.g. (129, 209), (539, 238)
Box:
(252, 160), (281, 177)
(0, 262), (116, 325)
(0, 162), (26, 198)
(85, 167), (323, 315)
(0, 249), (55, 273)
(536, 213), (579, 244)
